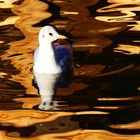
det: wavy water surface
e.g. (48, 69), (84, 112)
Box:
(0, 0), (140, 139)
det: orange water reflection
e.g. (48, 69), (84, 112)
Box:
(0, 0), (140, 139)
(0, 0), (51, 94)
(95, 0), (140, 54)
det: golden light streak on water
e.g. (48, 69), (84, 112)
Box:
(0, 110), (74, 127)
(0, 16), (20, 26)
(52, 0), (64, 3)
(75, 44), (97, 47)
(94, 106), (119, 109)
(108, 0), (140, 4)
(0, 72), (7, 78)
(129, 21), (140, 31)
(110, 121), (140, 129)
(0, 129), (140, 140)
(13, 97), (40, 109)
(97, 27), (122, 33)
(60, 11), (79, 15)
(98, 97), (133, 101)
(114, 44), (140, 55)
(76, 111), (109, 115)
(0, 0), (18, 8)
(0, 40), (4, 43)
(133, 41), (140, 43)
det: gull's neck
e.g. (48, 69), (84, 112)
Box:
(38, 41), (56, 63)
(39, 42), (53, 55)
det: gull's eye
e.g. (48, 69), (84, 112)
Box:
(49, 33), (53, 36)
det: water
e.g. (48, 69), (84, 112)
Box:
(0, 0), (140, 139)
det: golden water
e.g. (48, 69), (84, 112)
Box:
(0, 0), (140, 139)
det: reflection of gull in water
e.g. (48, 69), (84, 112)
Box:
(33, 25), (73, 110)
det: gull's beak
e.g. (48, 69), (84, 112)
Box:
(57, 34), (67, 40)
(52, 34), (67, 43)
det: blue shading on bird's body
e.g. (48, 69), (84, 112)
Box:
(52, 39), (73, 87)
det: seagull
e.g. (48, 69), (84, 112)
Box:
(33, 25), (73, 110)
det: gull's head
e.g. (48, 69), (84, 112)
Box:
(38, 25), (67, 45)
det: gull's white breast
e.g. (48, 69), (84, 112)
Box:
(33, 47), (62, 74)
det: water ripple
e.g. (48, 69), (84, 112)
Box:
(0, 0), (140, 139)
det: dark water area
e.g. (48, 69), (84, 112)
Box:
(0, 0), (140, 139)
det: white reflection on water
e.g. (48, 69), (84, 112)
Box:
(34, 73), (60, 110)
